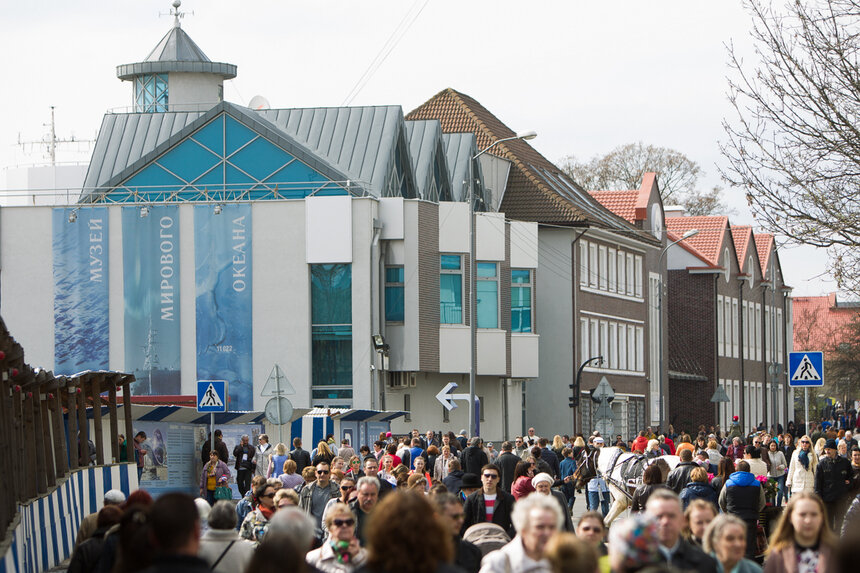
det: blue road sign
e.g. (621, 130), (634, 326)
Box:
(197, 380), (228, 412)
(788, 352), (824, 387)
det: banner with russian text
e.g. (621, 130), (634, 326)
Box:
(195, 204), (252, 411)
(53, 207), (110, 374)
(122, 205), (181, 395)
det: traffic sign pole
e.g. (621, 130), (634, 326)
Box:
(805, 389), (809, 435)
(210, 413), (214, 453)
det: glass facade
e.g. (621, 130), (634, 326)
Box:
(311, 264), (352, 402)
(118, 113), (342, 202)
(476, 262), (498, 328)
(384, 266), (404, 322)
(511, 269), (532, 333)
(440, 255), (462, 324)
(134, 74), (168, 113)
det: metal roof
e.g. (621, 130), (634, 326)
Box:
(405, 120), (443, 200)
(117, 26), (236, 80)
(441, 132), (481, 203)
(255, 106), (416, 198)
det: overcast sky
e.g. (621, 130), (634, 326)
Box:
(0, 0), (838, 296)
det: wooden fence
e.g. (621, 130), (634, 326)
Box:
(0, 317), (135, 538)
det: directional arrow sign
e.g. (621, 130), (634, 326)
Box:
(435, 382), (471, 411)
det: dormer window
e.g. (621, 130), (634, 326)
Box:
(651, 203), (663, 239)
(134, 74), (168, 113)
(724, 247), (731, 283)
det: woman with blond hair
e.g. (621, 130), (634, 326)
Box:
(763, 492), (836, 573)
(267, 442), (289, 479)
(551, 435), (565, 459)
(786, 436), (817, 495)
(313, 441), (335, 466)
(703, 514), (761, 573)
(434, 445), (454, 481)
(307, 502), (367, 571)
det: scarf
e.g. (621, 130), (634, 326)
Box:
(798, 449), (810, 470)
(330, 540), (351, 564)
(259, 505), (275, 520)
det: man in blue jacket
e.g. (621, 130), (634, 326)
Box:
(718, 460), (765, 559)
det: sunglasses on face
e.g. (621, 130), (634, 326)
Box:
(341, 485), (354, 490)
(317, 470), (330, 475)
(332, 518), (355, 527)
(482, 474), (499, 479)
(260, 492), (275, 498)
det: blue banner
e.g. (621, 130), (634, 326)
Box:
(122, 206), (181, 395)
(195, 204), (252, 411)
(53, 207), (110, 374)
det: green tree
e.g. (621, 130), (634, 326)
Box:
(721, 0), (860, 295)
(560, 142), (730, 216)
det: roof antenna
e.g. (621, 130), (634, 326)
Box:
(160, 0), (192, 28)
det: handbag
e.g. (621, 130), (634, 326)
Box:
(214, 485), (233, 500)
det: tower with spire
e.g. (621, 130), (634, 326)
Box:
(116, 1), (236, 113)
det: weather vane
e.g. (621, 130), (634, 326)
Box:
(160, 0), (193, 28)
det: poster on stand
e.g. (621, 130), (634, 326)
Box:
(195, 203), (253, 411)
(52, 207), (110, 374)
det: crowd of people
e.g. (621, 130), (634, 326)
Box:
(67, 415), (860, 573)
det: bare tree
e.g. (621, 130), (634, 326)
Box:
(560, 142), (730, 215)
(721, 0), (860, 295)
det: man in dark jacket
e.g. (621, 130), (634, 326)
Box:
(646, 489), (717, 573)
(362, 457), (393, 498)
(139, 493), (211, 573)
(434, 493), (482, 573)
(666, 449), (697, 493)
(201, 429), (229, 464)
(232, 434), (256, 497)
(443, 458), (465, 495)
(539, 438), (561, 479)
(460, 437), (489, 475)
(461, 464), (516, 537)
(495, 441), (520, 493)
(289, 437), (312, 473)
(718, 460), (765, 559)
(815, 438), (853, 530)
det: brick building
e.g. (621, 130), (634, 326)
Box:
(665, 215), (792, 434)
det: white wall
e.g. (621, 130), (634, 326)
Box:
(439, 202), (469, 252)
(167, 72), (223, 110)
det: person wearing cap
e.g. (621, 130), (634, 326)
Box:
(531, 472), (573, 532)
(587, 437), (610, 517)
(75, 489), (126, 547)
(814, 437), (853, 531)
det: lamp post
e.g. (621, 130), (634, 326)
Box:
(572, 355), (604, 434)
(467, 130), (537, 438)
(657, 228), (699, 432)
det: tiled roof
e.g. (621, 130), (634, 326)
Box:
(407, 88), (646, 236)
(665, 216), (730, 267)
(793, 293), (860, 356)
(754, 234), (773, 275)
(588, 190), (639, 223)
(730, 226), (753, 272)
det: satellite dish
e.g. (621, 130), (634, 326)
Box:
(248, 95), (271, 110)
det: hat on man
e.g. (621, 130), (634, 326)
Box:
(825, 438), (838, 450)
(733, 415), (739, 422)
(594, 437), (605, 444)
(461, 473), (482, 489)
(459, 429), (468, 436)
(104, 489), (126, 505)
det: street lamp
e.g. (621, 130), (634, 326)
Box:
(467, 130), (537, 438)
(657, 228), (699, 431)
(572, 355), (604, 434)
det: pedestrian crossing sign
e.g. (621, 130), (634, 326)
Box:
(788, 352), (824, 387)
(197, 380), (228, 412)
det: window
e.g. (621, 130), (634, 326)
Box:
(636, 326), (644, 372)
(599, 246), (608, 290)
(385, 266), (404, 322)
(440, 255), (463, 324)
(511, 269), (533, 333)
(617, 252), (626, 294)
(755, 304), (762, 361)
(618, 325), (628, 370)
(580, 318), (589, 362)
(634, 255), (643, 298)
(589, 243), (599, 288)
(777, 309), (783, 361)
(609, 323), (618, 369)
(732, 298), (739, 358)
(311, 264), (353, 402)
(626, 254), (635, 296)
(608, 248), (617, 291)
(742, 301), (749, 359)
(627, 325), (636, 370)
(476, 263), (498, 328)
(600, 321), (608, 361)
(134, 74), (168, 113)
(580, 241), (589, 287)
(717, 296), (725, 356)
(591, 320), (600, 359)
(404, 394), (411, 422)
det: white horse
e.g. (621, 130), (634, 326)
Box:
(576, 446), (681, 525)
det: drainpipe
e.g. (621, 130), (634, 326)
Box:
(738, 277), (745, 431)
(570, 227), (588, 436)
(713, 274), (720, 427)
